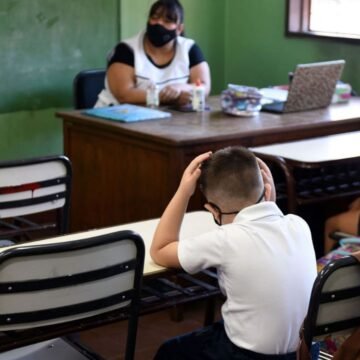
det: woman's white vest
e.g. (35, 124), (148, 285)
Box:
(96, 31), (194, 107)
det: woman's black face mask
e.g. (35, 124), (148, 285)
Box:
(146, 23), (177, 47)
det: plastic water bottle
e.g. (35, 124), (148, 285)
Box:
(146, 82), (159, 108)
(192, 79), (205, 112)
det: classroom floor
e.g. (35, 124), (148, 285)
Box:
(79, 299), (222, 360)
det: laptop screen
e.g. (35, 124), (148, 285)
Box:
(284, 60), (345, 113)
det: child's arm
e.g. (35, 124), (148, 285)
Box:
(150, 152), (212, 268)
(349, 197), (360, 210)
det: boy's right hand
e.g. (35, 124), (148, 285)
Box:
(178, 152), (212, 198)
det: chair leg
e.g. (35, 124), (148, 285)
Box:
(170, 304), (184, 322)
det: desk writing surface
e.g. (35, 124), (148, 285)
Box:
(12, 211), (216, 276)
(250, 131), (360, 164)
(57, 96), (360, 148)
(104, 211), (217, 275)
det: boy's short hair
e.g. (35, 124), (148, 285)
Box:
(199, 146), (263, 203)
(149, 0), (184, 24)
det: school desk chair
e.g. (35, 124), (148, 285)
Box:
(0, 155), (72, 243)
(73, 68), (106, 109)
(0, 228), (145, 360)
(297, 252), (360, 359)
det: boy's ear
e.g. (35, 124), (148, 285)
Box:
(204, 203), (218, 220)
(204, 203), (214, 214)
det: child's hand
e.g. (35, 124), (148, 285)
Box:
(349, 197), (360, 210)
(257, 157), (276, 202)
(178, 152), (212, 198)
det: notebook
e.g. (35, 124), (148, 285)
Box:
(83, 104), (171, 122)
(261, 60), (345, 113)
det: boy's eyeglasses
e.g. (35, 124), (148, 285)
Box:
(206, 188), (266, 226)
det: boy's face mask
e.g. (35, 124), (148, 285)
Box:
(146, 23), (177, 47)
(207, 188), (266, 226)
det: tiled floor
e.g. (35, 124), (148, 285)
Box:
(79, 299), (222, 360)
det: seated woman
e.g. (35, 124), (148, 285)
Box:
(95, 0), (211, 107)
(324, 197), (360, 253)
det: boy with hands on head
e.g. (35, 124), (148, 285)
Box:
(151, 146), (317, 360)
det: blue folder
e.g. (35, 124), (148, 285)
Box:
(83, 104), (171, 122)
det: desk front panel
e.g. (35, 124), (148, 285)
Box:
(64, 121), (178, 231)
(63, 120), (251, 231)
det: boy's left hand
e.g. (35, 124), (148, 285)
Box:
(257, 157), (276, 202)
(178, 152), (212, 198)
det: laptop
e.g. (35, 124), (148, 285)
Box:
(261, 60), (345, 113)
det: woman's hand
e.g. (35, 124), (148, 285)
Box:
(160, 85), (192, 106)
(159, 85), (181, 104)
(176, 90), (192, 106)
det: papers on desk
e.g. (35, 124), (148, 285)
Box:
(259, 88), (288, 105)
(83, 104), (171, 123)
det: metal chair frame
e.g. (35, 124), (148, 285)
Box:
(298, 253), (360, 359)
(0, 229), (145, 360)
(0, 155), (72, 242)
(73, 68), (106, 109)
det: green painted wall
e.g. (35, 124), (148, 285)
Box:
(0, 108), (62, 161)
(0, 0), (119, 161)
(224, 0), (360, 91)
(0, 0), (118, 112)
(1, 0), (358, 161)
(180, 0), (225, 94)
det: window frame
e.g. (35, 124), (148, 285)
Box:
(286, 0), (360, 43)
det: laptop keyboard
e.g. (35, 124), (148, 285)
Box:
(261, 101), (285, 113)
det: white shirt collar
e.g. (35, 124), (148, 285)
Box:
(233, 201), (284, 223)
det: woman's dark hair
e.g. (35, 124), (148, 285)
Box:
(149, 0), (184, 24)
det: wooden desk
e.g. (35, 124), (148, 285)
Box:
(24, 211), (216, 277)
(87, 210), (216, 276)
(251, 131), (360, 213)
(92, 210), (219, 322)
(57, 96), (360, 231)
(251, 132), (360, 256)
(250, 131), (360, 165)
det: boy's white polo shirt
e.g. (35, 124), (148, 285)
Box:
(178, 201), (317, 355)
